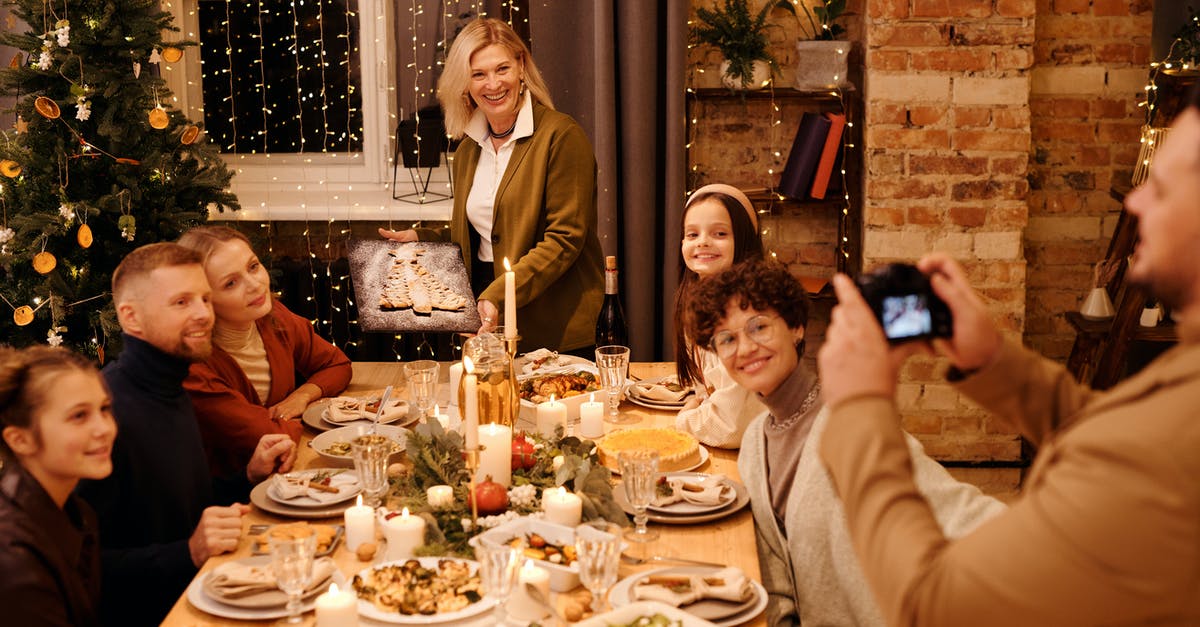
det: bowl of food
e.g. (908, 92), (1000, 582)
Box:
(517, 367), (603, 426)
(309, 424), (408, 465)
(472, 517), (586, 592)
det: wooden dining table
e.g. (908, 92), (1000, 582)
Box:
(162, 362), (765, 626)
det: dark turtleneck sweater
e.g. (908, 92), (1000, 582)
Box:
(758, 362), (821, 525)
(77, 334), (247, 627)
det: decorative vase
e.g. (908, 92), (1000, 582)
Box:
(1080, 287), (1116, 321)
(720, 59), (772, 91)
(794, 40), (849, 90)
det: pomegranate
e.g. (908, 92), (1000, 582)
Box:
(511, 435), (537, 470)
(471, 475), (508, 515)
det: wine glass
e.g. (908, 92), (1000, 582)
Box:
(618, 449), (660, 543)
(350, 434), (391, 507)
(476, 538), (524, 624)
(595, 345), (634, 424)
(404, 359), (439, 419)
(574, 521), (622, 614)
(270, 531), (317, 624)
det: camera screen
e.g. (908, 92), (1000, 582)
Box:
(882, 294), (933, 340)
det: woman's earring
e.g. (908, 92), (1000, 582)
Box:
(520, 79), (526, 96)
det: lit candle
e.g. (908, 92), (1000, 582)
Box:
(541, 486), (582, 527)
(343, 494), (374, 552)
(507, 559), (551, 622)
(427, 485), (454, 508)
(384, 507), (426, 561)
(503, 257), (517, 340)
(463, 357), (479, 450)
(477, 423), (512, 487)
(448, 361), (463, 407)
(580, 392), (604, 438)
(314, 582), (357, 627)
(536, 395), (567, 439)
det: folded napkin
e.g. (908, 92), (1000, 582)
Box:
(632, 567), (753, 607)
(271, 472), (359, 504)
(325, 396), (410, 424)
(521, 348), (562, 374)
(206, 557), (337, 600)
(633, 378), (692, 403)
(652, 475), (732, 508)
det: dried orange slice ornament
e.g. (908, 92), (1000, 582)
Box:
(77, 224), (93, 248)
(161, 47), (184, 63)
(34, 97), (61, 119)
(148, 107), (169, 129)
(180, 125), (200, 145)
(13, 306), (34, 326)
(115, 157), (141, 166)
(8, 53), (21, 69)
(0, 160), (21, 178)
(32, 251), (57, 274)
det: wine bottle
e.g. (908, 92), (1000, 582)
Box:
(595, 255), (629, 347)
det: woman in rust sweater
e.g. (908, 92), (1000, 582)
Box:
(179, 226), (351, 478)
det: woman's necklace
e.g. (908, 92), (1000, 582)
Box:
(489, 118), (517, 139)
(768, 380), (821, 431)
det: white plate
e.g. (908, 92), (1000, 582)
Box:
(517, 352), (593, 376)
(309, 424), (409, 464)
(608, 446), (710, 476)
(614, 475), (750, 525)
(301, 397), (417, 432)
(186, 562), (347, 620)
(354, 558), (495, 624)
(574, 600), (719, 627)
(609, 567), (767, 626)
(266, 469), (360, 508)
(625, 376), (695, 409)
(647, 472), (737, 515)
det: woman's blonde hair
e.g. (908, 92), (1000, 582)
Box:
(437, 18), (554, 138)
(176, 225), (253, 266)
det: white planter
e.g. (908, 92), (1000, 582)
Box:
(720, 59), (772, 91)
(794, 40), (849, 90)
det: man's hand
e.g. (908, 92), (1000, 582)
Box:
(247, 433), (297, 482)
(477, 300), (499, 334)
(188, 504), (250, 567)
(819, 274), (926, 408)
(378, 228), (418, 242)
(917, 253), (1002, 372)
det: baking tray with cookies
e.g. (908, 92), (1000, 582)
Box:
(248, 522), (344, 557)
(346, 239), (482, 333)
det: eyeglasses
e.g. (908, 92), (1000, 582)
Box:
(709, 315), (780, 359)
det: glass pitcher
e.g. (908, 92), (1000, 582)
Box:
(459, 331), (516, 427)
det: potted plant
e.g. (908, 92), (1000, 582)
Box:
(794, 0), (850, 90)
(692, 0), (797, 91)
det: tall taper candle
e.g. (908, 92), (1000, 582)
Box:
(503, 257), (517, 340)
(463, 357), (479, 450)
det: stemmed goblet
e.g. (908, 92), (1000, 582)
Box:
(404, 359), (439, 419)
(476, 537), (524, 624)
(350, 434), (391, 507)
(618, 449), (660, 543)
(574, 521), (623, 614)
(595, 345), (634, 424)
(270, 531), (317, 624)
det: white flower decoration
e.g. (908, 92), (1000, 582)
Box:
(36, 50), (52, 70)
(58, 204), (75, 223)
(46, 330), (63, 347)
(0, 227), (13, 244)
(75, 98), (91, 121)
(56, 23), (70, 47)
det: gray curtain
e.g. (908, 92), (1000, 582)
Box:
(532, 0), (688, 361)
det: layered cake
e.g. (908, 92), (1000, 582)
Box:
(598, 428), (702, 472)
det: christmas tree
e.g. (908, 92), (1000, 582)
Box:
(0, 0), (237, 360)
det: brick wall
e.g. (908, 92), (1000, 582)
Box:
(1026, 0), (1152, 360)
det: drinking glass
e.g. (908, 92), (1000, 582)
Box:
(618, 449), (660, 543)
(350, 434), (391, 507)
(404, 359), (439, 419)
(270, 531), (317, 624)
(476, 538), (524, 624)
(575, 521), (623, 614)
(595, 345), (634, 424)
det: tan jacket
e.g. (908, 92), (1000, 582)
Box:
(821, 337), (1200, 626)
(420, 103), (603, 352)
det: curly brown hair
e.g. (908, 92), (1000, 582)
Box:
(686, 259), (809, 349)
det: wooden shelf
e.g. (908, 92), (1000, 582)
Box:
(1064, 311), (1177, 343)
(688, 86), (851, 101)
(743, 188), (847, 212)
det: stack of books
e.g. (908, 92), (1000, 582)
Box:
(778, 111), (847, 200)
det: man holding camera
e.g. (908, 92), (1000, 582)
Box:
(817, 97), (1200, 623)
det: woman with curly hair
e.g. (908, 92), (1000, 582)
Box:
(686, 259), (1004, 626)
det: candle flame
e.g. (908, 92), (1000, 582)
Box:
(503, 257), (512, 272)
(558, 486), (567, 497)
(550, 394), (557, 403)
(590, 392), (595, 402)
(433, 403), (440, 417)
(356, 494), (363, 507)
(402, 506), (410, 517)
(463, 356), (474, 374)
(328, 583), (340, 594)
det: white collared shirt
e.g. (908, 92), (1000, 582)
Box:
(463, 91), (535, 263)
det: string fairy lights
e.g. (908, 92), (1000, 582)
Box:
(1134, 17), (1200, 187)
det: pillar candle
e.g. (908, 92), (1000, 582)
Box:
(477, 423), (512, 487)
(503, 257), (517, 340)
(384, 507), (426, 561)
(542, 486), (582, 527)
(448, 362), (463, 407)
(579, 392), (604, 438)
(314, 582), (357, 627)
(507, 560), (551, 622)
(536, 396), (567, 439)
(427, 485), (454, 508)
(343, 494), (374, 552)
(463, 358), (479, 450)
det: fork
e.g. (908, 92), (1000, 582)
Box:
(619, 553), (725, 568)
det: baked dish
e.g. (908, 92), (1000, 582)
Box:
(598, 428), (701, 472)
(518, 370), (599, 404)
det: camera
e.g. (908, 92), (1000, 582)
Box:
(856, 263), (953, 343)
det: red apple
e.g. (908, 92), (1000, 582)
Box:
(471, 475), (508, 515)
(511, 435), (537, 470)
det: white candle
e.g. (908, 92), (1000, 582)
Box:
(343, 494), (374, 552)
(384, 507), (427, 561)
(463, 357), (479, 450)
(552, 455), (565, 473)
(542, 486), (582, 527)
(536, 395), (567, 439)
(477, 423), (512, 487)
(507, 559), (551, 622)
(503, 257), (517, 340)
(314, 582), (357, 627)
(427, 485), (454, 508)
(448, 362), (463, 406)
(580, 392), (604, 438)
